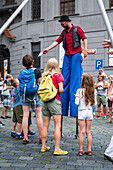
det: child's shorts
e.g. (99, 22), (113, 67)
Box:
(97, 95), (106, 106)
(78, 108), (93, 120)
(42, 98), (61, 117)
(13, 105), (23, 123)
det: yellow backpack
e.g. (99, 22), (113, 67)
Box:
(38, 74), (57, 102)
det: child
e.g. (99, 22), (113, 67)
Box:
(41, 58), (68, 156)
(19, 55), (43, 144)
(96, 74), (107, 118)
(75, 73), (95, 156)
(98, 68), (107, 81)
(11, 78), (23, 139)
(106, 75), (113, 123)
(1, 74), (13, 119)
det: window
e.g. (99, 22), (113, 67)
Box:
(109, 48), (113, 66)
(60, 0), (75, 15)
(32, 0), (41, 20)
(5, 0), (15, 5)
(110, 0), (113, 9)
(32, 43), (41, 68)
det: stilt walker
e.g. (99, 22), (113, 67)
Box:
(43, 15), (87, 137)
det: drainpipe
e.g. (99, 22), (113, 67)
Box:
(97, 0), (113, 47)
(0, 0), (29, 36)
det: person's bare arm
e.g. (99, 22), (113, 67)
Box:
(43, 41), (58, 54)
(12, 97), (15, 104)
(58, 82), (63, 94)
(82, 39), (87, 58)
(38, 77), (42, 84)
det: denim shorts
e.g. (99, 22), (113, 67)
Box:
(78, 108), (93, 120)
(21, 93), (42, 109)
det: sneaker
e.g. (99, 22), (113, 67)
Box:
(104, 154), (113, 162)
(96, 115), (100, 118)
(106, 120), (112, 123)
(106, 113), (109, 116)
(100, 112), (103, 115)
(86, 151), (92, 156)
(15, 134), (24, 139)
(22, 138), (29, 144)
(41, 146), (50, 153)
(11, 132), (15, 138)
(6, 115), (11, 118)
(104, 116), (107, 119)
(53, 149), (68, 156)
(28, 131), (35, 136)
(78, 151), (84, 156)
(21, 131), (24, 137)
(0, 121), (5, 126)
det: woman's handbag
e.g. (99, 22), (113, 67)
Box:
(1, 88), (10, 96)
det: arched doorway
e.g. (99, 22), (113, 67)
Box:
(0, 45), (10, 79)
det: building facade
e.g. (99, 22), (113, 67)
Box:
(0, 0), (113, 80)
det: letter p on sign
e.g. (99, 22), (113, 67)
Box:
(95, 60), (103, 71)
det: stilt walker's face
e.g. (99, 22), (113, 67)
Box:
(60, 21), (68, 29)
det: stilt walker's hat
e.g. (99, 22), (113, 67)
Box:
(59, 15), (71, 22)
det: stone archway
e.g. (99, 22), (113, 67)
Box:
(0, 44), (10, 79)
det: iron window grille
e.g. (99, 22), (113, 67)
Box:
(32, 42), (41, 68)
(5, 0), (15, 5)
(32, 0), (41, 20)
(60, 0), (75, 15)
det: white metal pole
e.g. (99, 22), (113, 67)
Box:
(97, 0), (113, 46)
(0, 0), (29, 36)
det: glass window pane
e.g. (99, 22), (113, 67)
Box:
(109, 58), (113, 66)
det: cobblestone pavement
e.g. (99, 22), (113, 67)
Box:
(0, 107), (113, 170)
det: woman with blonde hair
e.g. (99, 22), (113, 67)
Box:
(41, 58), (68, 156)
(75, 73), (95, 156)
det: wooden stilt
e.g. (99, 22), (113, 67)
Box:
(75, 116), (78, 139)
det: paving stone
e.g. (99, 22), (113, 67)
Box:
(67, 162), (82, 166)
(19, 156), (34, 160)
(0, 163), (12, 167)
(75, 166), (94, 170)
(1, 168), (15, 170)
(15, 168), (33, 170)
(45, 164), (58, 168)
(11, 163), (27, 167)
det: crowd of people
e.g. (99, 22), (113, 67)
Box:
(0, 15), (113, 160)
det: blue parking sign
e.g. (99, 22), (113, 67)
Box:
(95, 60), (103, 71)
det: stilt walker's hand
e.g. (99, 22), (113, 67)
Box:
(43, 49), (49, 54)
(82, 48), (87, 58)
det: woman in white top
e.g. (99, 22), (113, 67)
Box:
(75, 73), (95, 156)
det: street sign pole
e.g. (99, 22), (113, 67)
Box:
(97, 0), (113, 47)
(0, 0), (29, 36)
